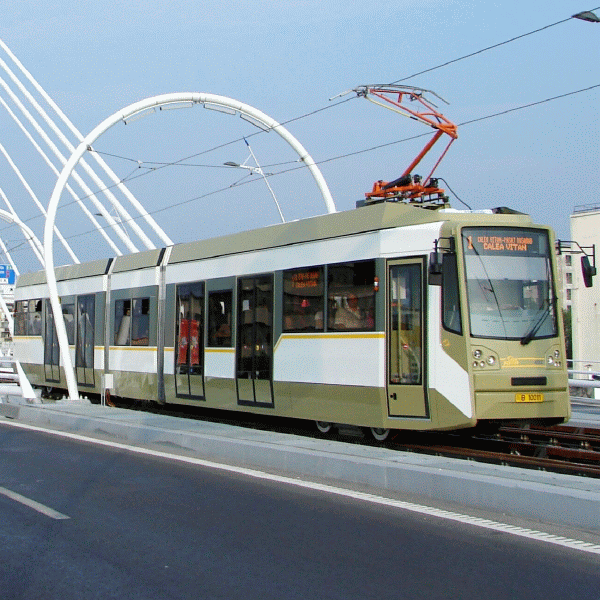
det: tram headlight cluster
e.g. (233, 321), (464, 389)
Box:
(546, 348), (562, 368)
(472, 348), (499, 369)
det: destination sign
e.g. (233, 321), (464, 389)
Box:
(290, 269), (321, 289)
(463, 228), (547, 257)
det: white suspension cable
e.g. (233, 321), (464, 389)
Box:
(0, 236), (20, 276)
(0, 61), (150, 251)
(0, 142), (79, 264)
(0, 197), (45, 266)
(0, 38), (173, 247)
(0, 96), (123, 256)
(0, 80), (138, 253)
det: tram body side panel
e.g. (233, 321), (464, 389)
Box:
(107, 275), (160, 402)
(14, 281), (104, 395)
(426, 283), (476, 430)
(273, 332), (386, 425)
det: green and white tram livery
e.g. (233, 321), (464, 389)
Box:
(13, 202), (572, 436)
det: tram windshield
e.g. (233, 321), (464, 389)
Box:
(461, 227), (557, 342)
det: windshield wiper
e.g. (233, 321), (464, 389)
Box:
(520, 299), (553, 345)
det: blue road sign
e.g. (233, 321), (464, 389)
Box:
(0, 264), (16, 285)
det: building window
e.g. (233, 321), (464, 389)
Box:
(565, 255), (572, 267)
(566, 289), (572, 301)
(565, 272), (573, 285)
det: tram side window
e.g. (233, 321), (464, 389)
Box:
(328, 261), (376, 331)
(283, 267), (324, 332)
(14, 301), (27, 336)
(208, 291), (233, 347)
(14, 300), (41, 336)
(26, 300), (42, 335)
(442, 253), (463, 335)
(115, 297), (150, 346)
(62, 303), (75, 344)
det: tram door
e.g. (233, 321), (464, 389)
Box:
(75, 295), (95, 387)
(387, 259), (428, 418)
(44, 301), (75, 383)
(175, 283), (205, 399)
(236, 275), (274, 406)
(43, 300), (60, 382)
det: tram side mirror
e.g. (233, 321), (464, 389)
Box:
(429, 252), (443, 286)
(581, 255), (596, 288)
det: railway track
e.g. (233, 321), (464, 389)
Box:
(109, 397), (600, 478)
(389, 424), (600, 478)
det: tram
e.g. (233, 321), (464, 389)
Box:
(13, 199), (571, 439)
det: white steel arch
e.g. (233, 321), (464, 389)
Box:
(45, 92), (336, 400)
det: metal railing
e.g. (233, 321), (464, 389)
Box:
(568, 359), (600, 402)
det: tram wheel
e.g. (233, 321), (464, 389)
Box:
(369, 427), (390, 442)
(315, 421), (334, 434)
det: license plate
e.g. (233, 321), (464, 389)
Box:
(515, 392), (544, 403)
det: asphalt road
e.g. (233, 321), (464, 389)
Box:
(0, 425), (598, 600)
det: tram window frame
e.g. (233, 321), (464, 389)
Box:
(441, 253), (463, 335)
(114, 297), (151, 346)
(61, 302), (76, 345)
(327, 260), (376, 332)
(25, 299), (43, 336)
(282, 266), (325, 332)
(14, 301), (27, 336)
(175, 282), (205, 376)
(207, 290), (233, 347)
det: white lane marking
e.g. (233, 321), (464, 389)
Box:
(2, 419), (600, 555)
(0, 486), (70, 520)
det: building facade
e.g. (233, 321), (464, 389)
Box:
(569, 204), (600, 373)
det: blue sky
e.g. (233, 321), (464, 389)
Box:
(0, 1), (598, 271)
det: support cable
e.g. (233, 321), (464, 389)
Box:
(0, 95), (123, 256)
(0, 142), (79, 263)
(0, 56), (154, 250)
(0, 38), (173, 247)
(0, 80), (138, 253)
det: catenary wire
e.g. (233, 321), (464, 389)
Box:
(87, 9), (599, 172)
(388, 8), (600, 84)
(1, 82), (598, 252)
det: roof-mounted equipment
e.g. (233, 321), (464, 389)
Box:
(343, 84), (458, 208)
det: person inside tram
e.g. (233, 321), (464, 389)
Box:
(334, 293), (364, 329)
(285, 298), (311, 330)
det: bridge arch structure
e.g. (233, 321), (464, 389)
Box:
(44, 92), (336, 400)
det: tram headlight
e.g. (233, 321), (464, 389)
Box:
(547, 356), (554, 365)
(471, 348), (499, 369)
(553, 349), (560, 359)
